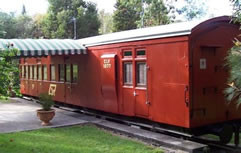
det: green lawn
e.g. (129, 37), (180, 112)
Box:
(0, 98), (20, 103)
(0, 125), (163, 153)
(0, 95), (11, 101)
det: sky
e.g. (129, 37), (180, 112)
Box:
(0, 0), (234, 19)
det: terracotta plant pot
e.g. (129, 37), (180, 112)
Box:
(37, 109), (55, 126)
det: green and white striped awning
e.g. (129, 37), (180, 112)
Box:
(0, 39), (87, 56)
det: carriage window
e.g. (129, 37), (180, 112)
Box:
(73, 64), (78, 83)
(30, 65), (33, 79)
(59, 64), (65, 82)
(66, 64), (71, 82)
(23, 66), (25, 78)
(43, 65), (47, 80)
(124, 62), (133, 85)
(136, 62), (147, 86)
(26, 65), (29, 79)
(124, 51), (132, 57)
(50, 65), (56, 81)
(136, 50), (146, 56)
(38, 65), (42, 80)
(21, 66), (24, 78)
(34, 65), (37, 80)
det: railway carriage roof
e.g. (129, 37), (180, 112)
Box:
(0, 39), (87, 57)
(79, 16), (231, 47)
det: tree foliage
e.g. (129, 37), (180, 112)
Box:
(0, 23), (6, 38)
(231, 0), (241, 23)
(225, 40), (241, 106)
(42, 0), (100, 39)
(98, 10), (113, 34)
(15, 15), (34, 38)
(224, 0), (241, 106)
(112, 0), (141, 32)
(0, 48), (20, 98)
(140, 0), (170, 27)
(0, 12), (17, 38)
(31, 14), (46, 38)
(112, 0), (171, 32)
(176, 0), (207, 21)
(0, 1), (101, 39)
(0, 11), (34, 39)
(22, 5), (27, 15)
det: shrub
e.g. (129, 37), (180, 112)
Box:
(225, 39), (241, 107)
(38, 93), (54, 111)
(0, 48), (20, 99)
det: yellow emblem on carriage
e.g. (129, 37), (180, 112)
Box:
(48, 84), (57, 96)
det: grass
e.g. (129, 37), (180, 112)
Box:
(0, 98), (11, 103)
(0, 125), (163, 153)
(0, 97), (20, 103)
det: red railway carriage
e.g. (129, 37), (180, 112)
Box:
(3, 16), (240, 142)
(78, 16), (241, 129)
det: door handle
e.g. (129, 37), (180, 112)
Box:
(133, 91), (138, 96)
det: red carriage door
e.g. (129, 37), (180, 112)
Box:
(65, 64), (72, 104)
(134, 61), (148, 117)
(65, 64), (79, 105)
(100, 54), (118, 112)
(122, 49), (149, 117)
(134, 49), (149, 117)
(122, 60), (135, 116)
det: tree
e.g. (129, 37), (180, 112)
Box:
(0, 23), (6, 38)
(22, 4), (26, 15)
(15, 15), (34, 38)
(224, 0), (241, 106)
(31, 14), (46, 38)
(98, 10), (113, 34)
(0, 12), (17, 38)
(225, 40), (241, 106)
(42, 0), (100, 39)
(112, 0), (171, 32)
(0, 48), (19, 98)
(112, 0), (141, 32)
(78, 2), (101, 38)
(231, 0), (241, 23)
(0, 11), (34, 39)
(139, 0), (170, 27)
(176, 0), (207, 21)
(14, 5), (35, 38)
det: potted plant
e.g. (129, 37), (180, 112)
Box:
(37, 93), (55, 126)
